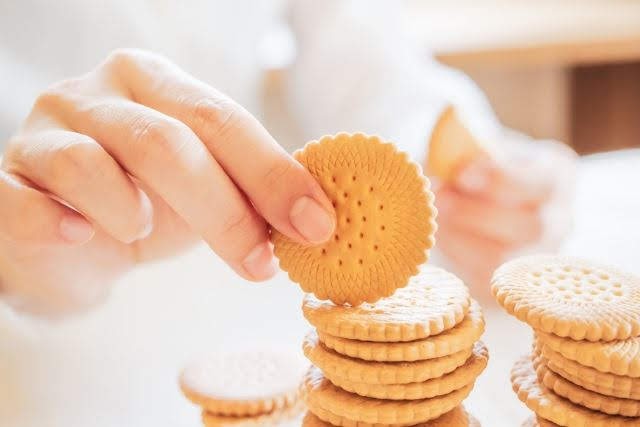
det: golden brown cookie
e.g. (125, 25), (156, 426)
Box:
(532, 353), (640, 416)
(201, 400), (304, 426)
(303, 405), (480, 426)
(272, 133), (437, 306)
(492, 255), (640, 341)
(303, 266), (470, 342)
(537, 343), (640, 400)
(304, 365), (474, 426)
(179, 349), (306, 416)
(303, 330), (473, 385)
(326, 341), (488, 400)
(538, 330), (640, 377)
(319, 299), (484, 362)
(511, 355), (639, 426)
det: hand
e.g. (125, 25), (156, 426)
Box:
(433, 135), (578, 294)
(0, 49), (335, 316)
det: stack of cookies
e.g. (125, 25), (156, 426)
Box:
(269, 134), (489, 425)
(299, 266), (487, 426)
(492, 255), (640, 427)
(179, 349), (306, 426)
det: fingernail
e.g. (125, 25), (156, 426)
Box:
(290, 196), (335, 243)
(59, 214), (95, 244)
(458, 163), (489, 192)
(242, 242), (277, 280)
(137, 189), (154, 240)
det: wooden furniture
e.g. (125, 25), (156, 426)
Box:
(405, 0), (640, 153)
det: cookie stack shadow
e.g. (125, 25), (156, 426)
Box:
(300, 266), (488, 426)
(492, 255), (640, 427)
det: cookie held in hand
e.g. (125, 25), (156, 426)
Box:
(272, 133), (437, 306)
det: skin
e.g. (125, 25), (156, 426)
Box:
(434, 137), (578, 294)
(0, 49), (336, 316)
(0, 49), (577, 316)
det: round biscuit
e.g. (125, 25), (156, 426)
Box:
(319, 299), (483, 361)
(535, 342), (640, 400)
(272, 133), (437, 306)
(532, 353), (640, 416)
(303, 405), (480, 426)
(180, 349), (306, 416)
(511, 355), (639, 426)
(303, 266), (470, 342)
(538, 330), (640, 377)
(201, 400), (304, 426)
(304, 365), (474, 425)
(325, 341), (488, 400)
(303, 330), (473, 385)
(521, 416), (560, 426)
(492, 255), (640, 341)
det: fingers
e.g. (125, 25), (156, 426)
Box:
(436, 187), (542, 245)
(455, 157), (553, 206)
(436, 224), (508, 294)
(0, 169), (94, 245)
(107, 49), (335, 244)
(55, 96), (275, 281)
(7, 130), (153, 244)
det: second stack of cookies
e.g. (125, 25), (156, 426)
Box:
(301, 266), (488, 426)
(492, 255), (640, 427)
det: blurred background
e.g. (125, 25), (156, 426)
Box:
(262, 0), (640, 155)
(405, 0), (640, 155)
(1, 1), (639, 427)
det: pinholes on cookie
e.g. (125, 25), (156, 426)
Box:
(273, 133), (437, 306)
(492, 255), (640, 341)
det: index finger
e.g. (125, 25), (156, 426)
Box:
(107, 49), (336, 244)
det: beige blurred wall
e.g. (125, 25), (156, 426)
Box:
(406, 0), (640, 153)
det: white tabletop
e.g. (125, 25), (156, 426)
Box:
(0, 150), (638, 427)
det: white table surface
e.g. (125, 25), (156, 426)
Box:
(0, 150), (638, 427)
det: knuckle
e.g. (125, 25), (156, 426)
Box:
(104, 48), (140, 72)
(193, 97), (241, 145)
(2, 192), (47, 244)
(104, 48), (167, 76)
(50, 139), (104, 191)
(130, 116), (190, 161)
(214, 209), (258, 259)
(32, 76), (87, 114)
(259, 161), (299, 200)
(2, 135), (25, 165)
